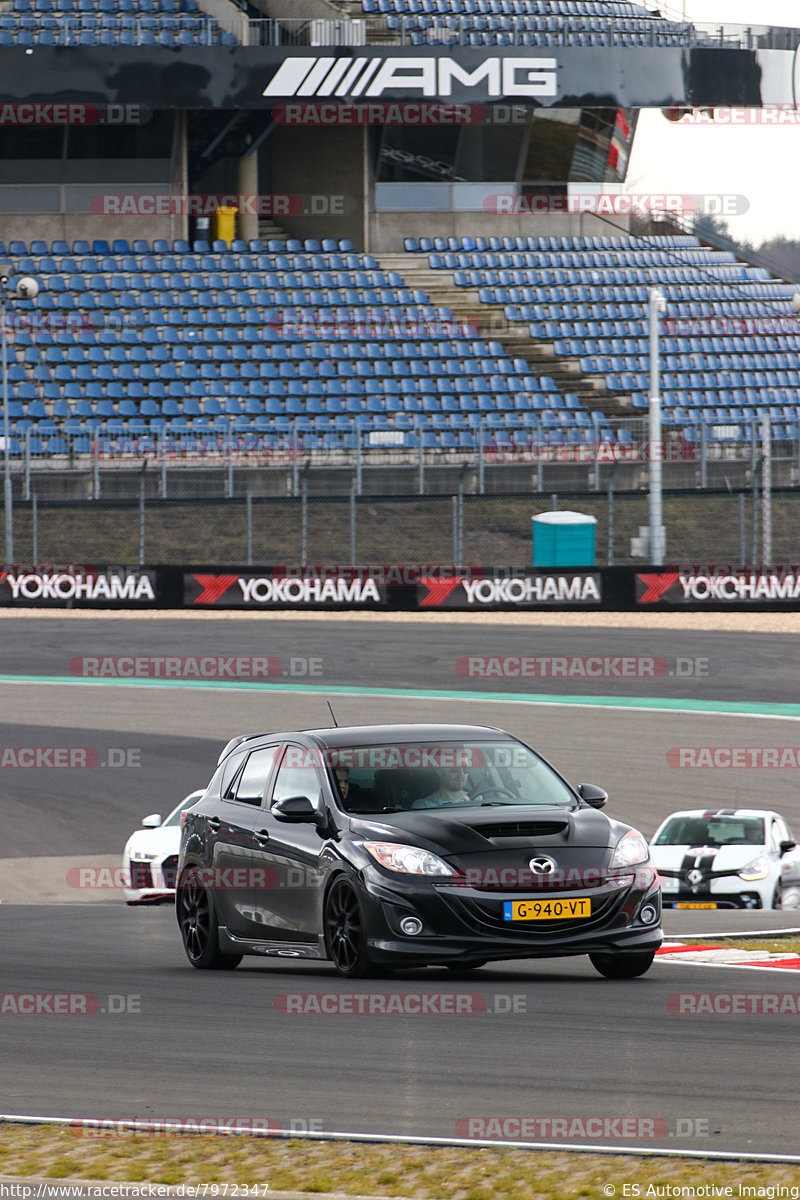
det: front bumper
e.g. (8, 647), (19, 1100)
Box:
(123, 855), (179, 905)
(359, 869), (662, 965)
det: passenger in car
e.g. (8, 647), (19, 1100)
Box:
(334, 766), (372, 813)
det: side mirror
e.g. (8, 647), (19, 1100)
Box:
(272, 795), (322, 825)
(577, 784), (608, 810)
(141, 813), (162, 828)
(780, 840), (797, 855)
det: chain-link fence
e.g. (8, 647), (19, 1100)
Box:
(2, 415), (798, 564)
(6, 487), (800, 567)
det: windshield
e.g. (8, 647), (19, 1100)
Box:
(163, 794), (202, 827)
(324, 740), (577, 815)
(654, 817), (765, 848)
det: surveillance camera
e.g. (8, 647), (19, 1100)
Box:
(15, 277), (39, 300)
(793, 293), (800, 314)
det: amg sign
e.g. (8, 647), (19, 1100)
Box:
(262, 56), (558, 102)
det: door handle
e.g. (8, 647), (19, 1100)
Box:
(254, 828), (270, 845)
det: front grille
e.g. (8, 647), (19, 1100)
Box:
(468, 821), (568, 839)
(663, 891), (761, 910)
(451, 874), (609, 893)
(129, 860), (153, 890)
(441, 890), (625, 936)
(162, 856), (179, 888)
(660, 868), (743, 881)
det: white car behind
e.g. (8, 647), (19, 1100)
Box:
(651, 808), (800, 910)
(123, 791), (204, 905)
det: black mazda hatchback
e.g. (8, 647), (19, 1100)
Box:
(176, 723), (662, 978)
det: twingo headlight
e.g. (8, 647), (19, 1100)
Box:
(738, 855), (769, 881)
(363, 842), (454, 877)
(609, 830), (650, 870)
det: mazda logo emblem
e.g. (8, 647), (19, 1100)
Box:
(529, 856), (557, 875)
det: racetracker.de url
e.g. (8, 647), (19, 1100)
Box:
(0, 1187), (269, 1198)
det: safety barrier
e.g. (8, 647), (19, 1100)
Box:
(2, 563), (800, 610)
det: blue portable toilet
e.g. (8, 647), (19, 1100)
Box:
(532, 511), (597, 567)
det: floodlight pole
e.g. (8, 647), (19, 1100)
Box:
(648, 286), (667, 565)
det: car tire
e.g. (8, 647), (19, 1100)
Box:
(589, 950), (656, 979)
(324, 877), (384, 979)
(177, 865), (242, 970)
(779, 886), (800, 911)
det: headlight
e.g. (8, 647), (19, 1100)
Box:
(609, 830), (650, 870)
(738, 856), (769, 881)
(363, 842), (454, 877)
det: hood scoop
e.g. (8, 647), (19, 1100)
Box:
(468, 820), (569, 840)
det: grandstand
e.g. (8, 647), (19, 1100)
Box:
(0, 226), (799, 462)
(358, 0), (696, 47)
(0, 1), (799, 479)
(0, 0), (236, 44)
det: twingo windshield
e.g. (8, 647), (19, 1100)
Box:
(654, 817), (766, 847)
(324, 741), (577, 814)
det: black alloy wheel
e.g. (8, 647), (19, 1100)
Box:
(324, 878), (383, 978)
(178, 865), (242, 970)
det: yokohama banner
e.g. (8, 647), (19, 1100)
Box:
(183, 569), (389, 608)
(0, 566), (158, 606)
(415, 569), (603, 609)
(636, 566), (800, 606)
(1, 564), (798, 609)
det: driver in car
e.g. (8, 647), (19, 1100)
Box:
(412, 767), (472, 809)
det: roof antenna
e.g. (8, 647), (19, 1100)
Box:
(326, 700), (339, 728)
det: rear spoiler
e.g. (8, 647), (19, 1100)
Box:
(216, 733), (273, 765)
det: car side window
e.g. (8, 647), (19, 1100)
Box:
(270, 753), (322, 808)
(230, 747), (279, 805)
(206, 751), (246, 800)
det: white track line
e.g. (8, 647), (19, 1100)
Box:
(3, 676), (800, 723)
(1, 1114), (800, 1164)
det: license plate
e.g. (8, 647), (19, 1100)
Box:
(503, 898), (591, 921)
(674, 902), (718, 909)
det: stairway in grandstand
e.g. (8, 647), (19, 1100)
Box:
(396, 232), (800, 444)
(335, 0), (394, 41)
(380, 250), (629, 419)
(257, 219), (290, 243)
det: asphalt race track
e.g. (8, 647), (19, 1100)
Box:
(3, 616), (800, 1157)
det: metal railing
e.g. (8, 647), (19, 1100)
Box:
(0, 15), (367, 47)
(0, 13), (796, 50)
(2, 414), (794, 564)
(4, 414), (798, 484)
(390, 17), (800, 51)
(650, 209), (800, 288)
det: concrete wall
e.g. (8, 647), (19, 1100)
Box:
(270, 125), (366, 248)
(369, 212), (633, 253)
(0, 215), (177, 247)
